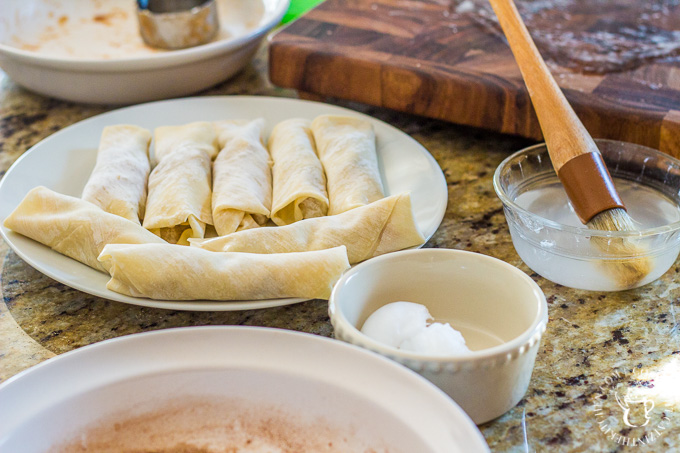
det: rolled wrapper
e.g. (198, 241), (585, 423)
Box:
(153, 121), (219, 162)
(81, 125), (152, 224)
(143, 122), (217, 244)
(212, 118), (272, 235)
(311, 115), (384, 215)
(98, 244), (350, 300)
(191, 193), (424, 264)
(269, 118), (328, 226)
(3, 186), (165, 272)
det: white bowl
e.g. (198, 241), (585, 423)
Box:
(0, 326), (489, 452)
(0, 0), (288, 104)
(329, 248), (549, 424)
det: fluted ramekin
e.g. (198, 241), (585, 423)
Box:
(329, 248), (548, 424)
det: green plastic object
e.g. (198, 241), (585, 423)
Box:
(282, 0), (325, 23)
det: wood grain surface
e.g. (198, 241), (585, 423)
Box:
(269, 0), (680, 157)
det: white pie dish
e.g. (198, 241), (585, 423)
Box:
(0, 96), (447, 311)
(0, 326), (489, 452)
(0, 0), (288, 104)
(329, 248), (549, 424)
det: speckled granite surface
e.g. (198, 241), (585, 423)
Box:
(1, 43), (679, 452)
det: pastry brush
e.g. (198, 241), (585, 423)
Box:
(488, 0), (652, 288)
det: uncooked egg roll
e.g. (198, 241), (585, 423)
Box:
(81, 125), (152, 224)
(310, 115), (384, 215)
(191, 193), (424, 264)
(4, 186), (165, 272)
(269, 118), (328, 226)
(98, 244), (350, 300)
(212, 118), (272, 235)
(143, 122), (217, 245)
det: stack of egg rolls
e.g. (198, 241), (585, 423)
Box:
(3, 114), (429, 302)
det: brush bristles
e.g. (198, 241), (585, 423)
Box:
(588, 208), (636, 232)
(587, 208), (653, 289)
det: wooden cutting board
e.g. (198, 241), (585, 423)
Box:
(269, 0), (680, 157)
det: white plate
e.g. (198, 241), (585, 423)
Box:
(0, 327), (488, 452)
(0, 96), (448, 311)
(0, 0), (288, 104)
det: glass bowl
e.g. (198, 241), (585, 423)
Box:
(493, 139), (680, 291)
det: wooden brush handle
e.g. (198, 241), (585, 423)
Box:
(488, 0), (626, 223)
(488, 0), (598, 171)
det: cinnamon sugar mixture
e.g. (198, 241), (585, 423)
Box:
(55, 396), (390, 453)
(4, 0), (264, 59)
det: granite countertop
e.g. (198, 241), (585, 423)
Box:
(1, 43), (679, 452)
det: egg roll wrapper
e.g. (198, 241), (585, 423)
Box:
(212, 119), (272, 236)
(98, 244), (350, 300)
(269, 118), (328, 226)
(3, 186), (165, 272)
(143, 122), (217, 244)
(153, 121), (218, 162)
(311, 115), (384, 215)
(81, 125), (152, 224)
(191, 193), (424, 264)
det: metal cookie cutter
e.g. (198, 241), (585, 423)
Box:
(137, 0), (220, 49)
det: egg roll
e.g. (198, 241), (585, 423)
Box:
(191, 193), (424, 264)
(311, 115), (384, 215)
(81, 125), (152, 224)
(153, 121), (219, 162)
(3, 186), (165, 272)
(269, 118), (328, 226)
(143, 122), (217, 245)
(212, 118), (272, 235)
(98, 244), (350, 300)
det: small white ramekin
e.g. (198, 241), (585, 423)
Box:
(329, 248), (548, 424)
